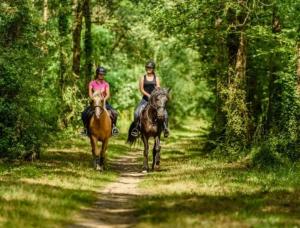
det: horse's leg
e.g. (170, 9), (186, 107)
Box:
(100, 139), (109, 171)
(141, 134), (149, 172)
(152, 148), (156, 171)
(154, 136), (161, 170)
(152, 137), (158, 170)
(90, 136), (101, 170)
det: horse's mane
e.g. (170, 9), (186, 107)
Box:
(92, 90), (102, 98)
(149, 87), (170, 102)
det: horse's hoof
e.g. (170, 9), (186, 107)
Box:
(154, 165), (160, 171)
(142, 169), (148, 173)
(95, 164), (101, 171)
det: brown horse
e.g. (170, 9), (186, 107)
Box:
(127, 87), (170, 172)
(89, 92), (112, 171)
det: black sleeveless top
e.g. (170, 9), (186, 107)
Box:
(143, 74), (157, 101)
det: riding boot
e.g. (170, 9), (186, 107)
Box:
(163, 118), (169, 138)
(81, 106), (92, 137)
(111, 119), (119, 136)
(109, 110), (119, 136)
(131, 120), (140, 137)
(112, 124), (119, 136)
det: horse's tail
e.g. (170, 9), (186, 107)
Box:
(127, 121), (138, 145)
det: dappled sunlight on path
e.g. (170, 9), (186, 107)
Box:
(71, 150), (146, 228)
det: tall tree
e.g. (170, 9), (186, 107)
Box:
(72, 0), (83, 77)
(83, 0), (92, 91)
(265, 7), (282, 132)
(58, 0), (71, 127)
(297, 42), (300, 94)
(224, 3), (249, 147)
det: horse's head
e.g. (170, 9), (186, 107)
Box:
(149, 87), (170, 120)
(91, 91), (105, 119)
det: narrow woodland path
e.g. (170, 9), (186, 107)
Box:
(71, 149), (145, 228)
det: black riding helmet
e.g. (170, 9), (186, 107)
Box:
(96, 66), (106, 75)
(145, 60), (155, 69)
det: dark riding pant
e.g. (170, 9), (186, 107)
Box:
(134, 99), (148, 121)
(81, 103), (118, 129)
(106, 103), (118, 125)
(133, 99), (168, 125)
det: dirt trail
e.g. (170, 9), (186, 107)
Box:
(71, 150), (145, 228)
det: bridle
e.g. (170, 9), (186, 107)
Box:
(145, 92), (167, 124)
(93, 97), (106, 117)
(149, 92), (168, 110)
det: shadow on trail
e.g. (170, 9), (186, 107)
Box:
(0, 135), (133, 227)
(70, 146), (145, 227)
(132, 125), (300, 226)
(134, 189), (300, 226)
(72, 192), (140, 228)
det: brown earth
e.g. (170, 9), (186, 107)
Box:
(70, 150), (145, 228)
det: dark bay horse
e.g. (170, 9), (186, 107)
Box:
(89, 92), (112, 171)
(127, 87), (170, 172)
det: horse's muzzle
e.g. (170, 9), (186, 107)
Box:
(157, 108), (165, 120)
(157, 113), (165, 120)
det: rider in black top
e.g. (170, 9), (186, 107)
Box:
(142, 74), (156, 101)
(131, 60), (169, 137)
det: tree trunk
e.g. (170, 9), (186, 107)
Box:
(235, 33), (246, 84)
(41, 0), (49, 54)
(297, 42), (300, 95)
(210, 17), (227, 142)
(226, 31), (249, 145)
(43, 0), (48, 23)
(224, 3), (249, 146)
(83, 0), (92, 91)
(297, 41), (300, 143)
(58, 0), (70, 128)
(265, 8), (281, 132)
(72, 0), (83, 77)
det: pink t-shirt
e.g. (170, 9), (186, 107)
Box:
(89, 80), (109, 97)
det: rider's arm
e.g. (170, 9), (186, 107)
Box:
(156, 76), (161, 88)
(139, 77), (151, 98)
(88, 85), (94, 100)
(104, 84), (110, 101)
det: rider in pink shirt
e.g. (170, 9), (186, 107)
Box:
(82, 66), (119, 136)
(89, 80), (109, 98)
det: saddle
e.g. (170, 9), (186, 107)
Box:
(85, 106), (116, 125)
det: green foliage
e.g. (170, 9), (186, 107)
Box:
(0, 0), (56, 158)
(146, 0), (299, 164)
(0, 0), (299, 164)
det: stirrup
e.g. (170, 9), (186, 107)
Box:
(112, 126), (119, 136)
(131, 128), (139, 137)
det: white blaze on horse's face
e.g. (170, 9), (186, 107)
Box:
(93, 96), (103, 119)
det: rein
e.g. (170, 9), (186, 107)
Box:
(93, 99), (108, 117)
(145, 98), (165, 125)
(144, 105), (156, 125)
